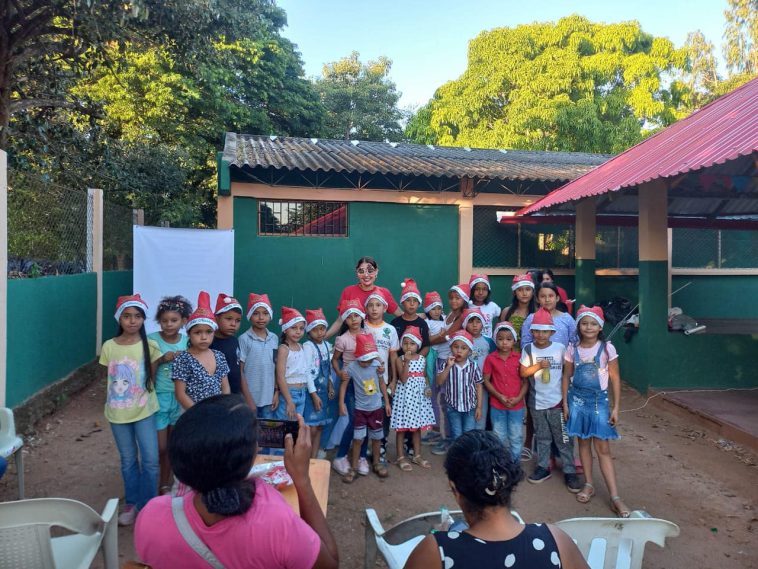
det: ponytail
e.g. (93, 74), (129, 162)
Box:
(139, 324), (154, 392)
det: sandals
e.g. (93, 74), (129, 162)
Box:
(342, 468), (357, 484)
(411, 455), (431, 469)
(373, 462), (389, 478)
(396, 456), (413, 472)
(576, 483), (595, 504)
(611, 496), (631, 518)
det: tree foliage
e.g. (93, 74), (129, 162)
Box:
(315, 51), (403, 141)
(723, 0), (758, 75)
(405, 16), (691, 153)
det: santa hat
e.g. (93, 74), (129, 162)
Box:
(400, 278), (422, 303)
(246, 293), (273, 320)
(354, 333), (380, 361)
(469, 274), (491, 290)
(449, 283), (471, 303)
(186, 291), (218, 331)
(493, 321), (518, 341)
(423, 291), (443, 313)
(447, 330), (474, 351)
(214, 293), (242, 315)
(279, 306), (306, 332)
(305, 308), (328, 333)
(401, 325), (423, 348)
(576, 305), (605, 327)
(530, 307), (556, 331)
(461, 307), (485, 329)
(114, 294), (148, 322)
(340, 298), (366, 321)
(512, 273), (535, 291)
(364, 291), (388, 308)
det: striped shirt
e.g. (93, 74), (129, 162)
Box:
(442, 360), (482, 412)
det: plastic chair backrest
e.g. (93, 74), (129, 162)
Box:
(555, 516), (680, 569)
(0, 498), (103, 535)
(0, 408), (18, 446)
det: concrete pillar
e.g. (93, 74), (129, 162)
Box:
(0, 151), (7, 406)
(574, 198), (596, 307)
(458, 203), (474, 283)
(218, 195), (234, 230)
(88, 189), (104, 354)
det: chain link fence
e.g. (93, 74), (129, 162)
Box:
(103, 197), (134, 270)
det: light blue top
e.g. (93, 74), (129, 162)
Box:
(520, 311), (577, 350)
(147, 332), (188, 393)
(239, 328), (279, 406)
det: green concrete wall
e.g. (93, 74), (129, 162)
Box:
(671, 275), (757, 319)
(233, 198), (459, 323)
(7, 273), (97, 407)
(102, 271), (134, 340)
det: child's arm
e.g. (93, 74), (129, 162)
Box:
(220, 375), (230, 395)
(608, 358), (621, 426)
(331, 348), (348, 382)
(561, 360), (574, 418)
(275, 345), (296, 419)
(238, 373), (256, 409)
(474, 382), (483, 421)
(338, 373), (349, 416)
(174, 380), (194, 410)
(399, 356), (411, 383)
(379, 371), (391, 417)
(482, 373), (508, 407)
(324, 317), (343, 340)
(513, 376), (528, 405)
(436, 356), (455, 385)
(520, 357), (549, 378)
(388, 350), (398, 385)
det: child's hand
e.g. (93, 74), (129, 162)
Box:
(339, 370), (349, 382)
(377, 364), (385, 376)
(563, 403), (570, 421)
(163, 351), (177, 363)
(339, 403), (348, 416)
(270, 391), (279, 411)
(286, 400), (296, 419)
(311, 393), (322, 412)
(446, 356), (455, 368)
(424, 386), (432, 398)
(328, 383), (335, 400)
(474, 407), (482, 422)
(503, 396), (514, 407)
(385, 403), (392, 417)
(539, 359), (550, 369)
(609, 408), (618, 426)
(388, 382), (397, 396)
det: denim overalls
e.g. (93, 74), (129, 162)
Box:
(566, 342), (619, 440)
(303, 341), (332, 427)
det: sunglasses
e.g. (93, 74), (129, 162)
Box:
(356, 267), (377, 275)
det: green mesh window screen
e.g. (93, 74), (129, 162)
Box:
(520, 223), (575, 268)
(672, 228), (758, 268)
(596, 227), (639, 269)
(473, 206), (518, 267)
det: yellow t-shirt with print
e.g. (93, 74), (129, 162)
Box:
(99, 338), (161, 424)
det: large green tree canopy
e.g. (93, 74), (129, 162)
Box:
(406, 15), (691, 153)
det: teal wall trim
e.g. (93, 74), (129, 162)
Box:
(217, 152), (231, 196)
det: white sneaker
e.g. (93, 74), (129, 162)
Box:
(118, 505), (137, 526)
(357, 457), (370, 476)
(332, 456), (350, 476)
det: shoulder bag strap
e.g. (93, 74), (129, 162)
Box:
(171, 497), (226, 569)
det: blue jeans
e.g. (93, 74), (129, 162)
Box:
(475, 395), (489, 430)
(491, 407), (526, 462)
(446, 406), (477, 440)
(110, 415), (159, 510)
(274, 386), (307, 419)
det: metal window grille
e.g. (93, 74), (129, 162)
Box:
(258, 200), (348, 237)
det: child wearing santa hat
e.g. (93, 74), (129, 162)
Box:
(519, 308), (580, 492)
(469, 274), (501, 339)
(562, 306), (629, 517)
(172, 292), (231, 410)
(390, 278), (430, 357)
(274, 307), (309, 421)
(302, 309), (335, 458)
(148, 295), (192, 495)
(100, 294), (162, 525)
(433, 330), (482, 455)
(239, 293), (279, 419)
(462, 307), (496, 430)
(392, 326), (436, 471)
(210, 293), (255, 409)
(339, 333), (391, 483)
(499, 273), (538, 339)
(421, 291), (446, 445)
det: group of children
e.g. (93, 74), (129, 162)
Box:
(98, 268), (630, 526)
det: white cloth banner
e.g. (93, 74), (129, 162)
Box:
(133, 226), (234, 334)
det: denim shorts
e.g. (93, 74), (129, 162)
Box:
(155, 392), (182, 430)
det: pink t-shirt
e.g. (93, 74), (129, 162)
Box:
(338, 284), (399, 314)
(135, 479), (320, 569)
(334, 331), (359, 364)
(564, 341), (618, 390)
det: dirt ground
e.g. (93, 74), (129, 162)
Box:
(2, 381), (756, 568)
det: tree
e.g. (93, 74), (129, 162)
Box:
(681, 31), (721, 109)
(315, 51), (403, 141)
(723, 0), (758, 75)
(404, 16), (690, 154)
(404, 103), (438, 145)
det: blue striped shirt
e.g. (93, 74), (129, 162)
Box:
(239, 328), (279, 406)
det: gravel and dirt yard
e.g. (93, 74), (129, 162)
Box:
(2, 381), (756, 568)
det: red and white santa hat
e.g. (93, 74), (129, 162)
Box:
(186, 291), (218, 331)
(461, 307), (485, 329)
(493, 321), (518, 341)
(530, 307), (556, 331)
(305, 308), (328, 333)
(340, 298), (365, 321)
(449, 283), (471, 303)
(576, 305), (605, 327)
(469, 274), (491, 290)
(279, 306), (306, 332)
(400, 278), (422, 304)
(364, 290), (388, 308)
(447, 329), (474, 351)
(423, 291), (443, 313)
(114, 294), (149, 321)
(246, 293), (273, 320)
(401, 325), (423, 348)
(214, 293), (242, 315)
(512, 273), (535, 291)
(354, 333), (380, 361)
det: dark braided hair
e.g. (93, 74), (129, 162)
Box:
(444, 430), (524, 519)
(154, 295), (193, 321)
(170, 395), (258, 516)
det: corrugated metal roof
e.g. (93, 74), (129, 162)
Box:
(520, 77), (758, 214)
(223, 133), (610, 183)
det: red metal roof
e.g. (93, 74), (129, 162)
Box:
(519, 78), (758, 215)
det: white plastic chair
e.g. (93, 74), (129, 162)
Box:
(0, 408), (24, 499)
(0, 497), (119, 569)
(365, 508), (525, 569)
(556, 511), (680, 569)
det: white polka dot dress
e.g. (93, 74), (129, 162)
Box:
(390, 355), (436, 431)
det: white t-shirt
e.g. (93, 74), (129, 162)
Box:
(472, 301), (501, 338)
(520, 341), (565, 410)
(365, 321), (399, 383)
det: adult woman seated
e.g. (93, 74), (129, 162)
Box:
(405, 430), (588, 569)
(134, 394), (339, 569)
